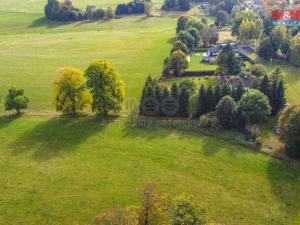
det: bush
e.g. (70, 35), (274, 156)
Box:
(199, 112), (218, 129)
(94, 8), (107, 19)
(172, 196), (207, 225)
(250, 64), (267, 77)
(4, 87), (29, 115)
(278, 105), (300, 158)
(179, 79), (197, 95)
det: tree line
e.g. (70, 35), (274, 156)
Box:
(139, 67), (286, 128)
(44, 0), (152, 22)
(45, 0), (114, 21)
(163, 15), (219, 77)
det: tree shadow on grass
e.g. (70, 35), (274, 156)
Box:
(28, 17), (69, 29)
(266, 159), (300, 222)
(0, 113), (21, 130)
(10, 116), (115, 161)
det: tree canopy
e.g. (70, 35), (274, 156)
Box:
(53, 67), (91, 116)
(85, 59), (126, 116)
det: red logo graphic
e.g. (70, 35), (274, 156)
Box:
(272, 10), (300, 20)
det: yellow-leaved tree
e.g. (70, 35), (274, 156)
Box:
(53, 67), (92, 116)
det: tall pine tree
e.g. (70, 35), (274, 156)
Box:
(206, 85), (215, 112)
(195, 85), (207, 118)
(233, 81), (244, 101)
(178, 86), (190, 117)
(171, 83), (179, 100)
(214, 84), (222, 108)
(221, 83), (232, 98)
(272, 79), (286, 115)
(155, 85), (163, 116)
(260, 74), (270, 98)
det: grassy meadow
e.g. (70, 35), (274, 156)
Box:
(1, 1), (300, 225)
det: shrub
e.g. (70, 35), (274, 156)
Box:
(4, 87), (29, 115)
(94, 8), (107, 19)
(179, 80), (197, 95)
(278, 105), (300, 158)
(85, 59), (126, 116)
(199, 112), (218, 129)
(250, 64), (267, 77)
(53, 67), (91, 116)
(172, 196), (207, 225)
(238, 89), (271, 124)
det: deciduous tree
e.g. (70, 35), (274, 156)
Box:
(4, 87), (29, 115)
(85, 59), (126, 116)
(53, 67), (91, 116)
(238, 89), (271, 124)
(169, 50), (189, 76)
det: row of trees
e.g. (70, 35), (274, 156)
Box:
(196, 69), (285, 120)
(115, 0), (151, 15)
(139, 77), (190, 117)
(95, 181), (208, 225)
(53, 59), (126, 116)
(162, 15), (219, 77)
(258, 26), (300, 66)
(140, 68), (285, 127)
(161, 0), (192, 11)
(45, 0), (114, 21)
(176, 15), (219, 48)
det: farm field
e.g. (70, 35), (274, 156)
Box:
(1, 1), (300, 225)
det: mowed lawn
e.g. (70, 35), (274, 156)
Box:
(1, 116), (300, 225)
(1, 2), (300, 225)
(0, 13), (176, 112)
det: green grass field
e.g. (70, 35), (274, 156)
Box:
(1, 1), (300, 225)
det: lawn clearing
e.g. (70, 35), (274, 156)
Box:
(189, 53), (218, 70)
(0, 14), (177, 112)
(1, 116), (300, 225)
